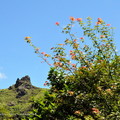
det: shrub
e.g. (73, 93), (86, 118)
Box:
(25, 17), (120, 120)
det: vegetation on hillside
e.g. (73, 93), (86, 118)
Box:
(0, 76), (48, 120)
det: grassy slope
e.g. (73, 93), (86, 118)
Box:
(0, 87), (48, 119)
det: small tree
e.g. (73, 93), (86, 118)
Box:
(25, 17), (120, 120)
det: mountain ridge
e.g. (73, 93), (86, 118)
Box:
(0, 75), (47, 119)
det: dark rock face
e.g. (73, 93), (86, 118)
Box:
(8, 75), (37, 98)
(15, 75), (32, 89)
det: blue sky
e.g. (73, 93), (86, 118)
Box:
(0, 0), (120, 89)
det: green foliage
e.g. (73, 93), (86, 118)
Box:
(26, 17), (120, 120)
(0, 88), (47, 119)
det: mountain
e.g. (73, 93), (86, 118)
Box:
(0, 75), (48, 120)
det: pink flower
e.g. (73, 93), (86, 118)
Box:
(106, 24), (111, 26)
(80, 37), (84, 39)
(35, 48), (40, 51)
(73, 39), (77, 42)
(55, 22), (60, 26)
(72, 64), (76, 68)
(100, 35), (105, 38)
(48, 64), (52, 66)
(44, 83), (47, 86)
(70, 50), (74, 55)
(41, 52), (45, 55)
(76, 18), (82, 21)
(70, 50), (73, 53)
(98, 18), (102, 22)
(68, 91), (74, 96)
(44, 54), (50, 57)
(54, 62), (63, 67)
(70, 16), (76, 21)
(91, 108), (100, 114)
(24, 36), (31, 40)
(96, 22), (101, 25)
(79, 51), (83, 54)
(74, 110), (81, 115)
(44, 81), (49, 86)
(81, 66), (86, 69)
(70, 53), (75, 56)
(71, 55), (76, 60)
(58, 44), (65, 46)
(24, 36), (31, 43)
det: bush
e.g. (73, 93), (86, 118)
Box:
(25, 17), (120, 120)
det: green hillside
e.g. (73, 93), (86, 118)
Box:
(0, 76), (48, 120)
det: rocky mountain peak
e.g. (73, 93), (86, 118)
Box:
(8, 75), (37, 98)
(15, 75), (32, 88)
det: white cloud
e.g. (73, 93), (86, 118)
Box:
(0, 73), (7, 79)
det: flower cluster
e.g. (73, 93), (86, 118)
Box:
(96, 18), (103, 25)
(91, 108), (100, 114)
(74, 110), (81, 115)
(70, 16), (82, 22)
(24, 36), (31, 43)
(44, 81), (49, 86)
(55, 22), (60, 26)
(67, 91), (74, 96)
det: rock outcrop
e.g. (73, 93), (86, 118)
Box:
(8, 75), (37, 98)
(15, 75), (32, 89)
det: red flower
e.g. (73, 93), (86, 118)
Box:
(68, 91), (74, 96)
(76, 18), (82, 21)
(24, 36), (31, 40)
(80, 37), (84, 39)
(70, 16), (76, 21)
(71, 64), (76, 68)
(74, 110), (81, 115)
(81, 66), (86, 69)
(91, 108), (100, 114)
(71, 55), (76, 60)
(54, 62), (63, 67)
(96, 22), (101, 25)
(55, 22), (60, 26)
(44, 54), (50, 57)
(70, 50), (73, 53)
(48, 64), (52, 66)
(98, 18), (102, 22)
(24, 36), (31, 43)
(106, 24), (111, 26)
(44, 83), (47, 86)
(73, 39), (77, 42)
(100, 35), (105, 38)
(41, 52), (45, 55)
(44, 81), (49, 86)
(35, 48), (40, 52)
(58, 44), (65, 46)
(70, 53), (75, 56)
